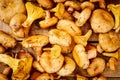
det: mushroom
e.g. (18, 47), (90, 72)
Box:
(0, 0), (26, 24)
(22, 2), (45, 28)
(33, 61), (45, 72)
(57, 56), (76, 76)
(72, 1), (94, 27)
(2, 67), (11, 76)
(74, 8), (92, 27)
(62, 11), (74, 20)
(0, 74), (8, 80)
(37, 0), (53, 9)
(30, 71), (41, 80)
(0, 31), (16, 49)
(40, 45), (64, 73)
(99, 31), (120, 52)
(0, 54), (33, 80)
(16, 50), (32, 59)
(0, 63), (11, 76)
(67, 7), (74, 13)
(107, 4), (120, 32)
(74, 30), (92, 46)
(87, 57), (105, 76)
(96, 44), (104, 54)
(57, 19), (82, 37)
(0, 45), (5, 53)
(35, 73), (54, 80)
(21, 2), (46, 37)
(72, 44), (90, 69)
(80, 1), (95, 10)
(50, 3), (65, 19)
(22, 35), (49, 60)
(90, 9), (114, 33)
(92, 76), (106, 80)
(39, 11), (58, 29)
(49, 29), (72, 47)
(64, 0), (81, 11)
(90, 0), (106, 9)
(49, 29), (75, 54)
(50, 3), (74, 20)
(60, 40), (75, 54)
(76, 74), (88, 80)
(107, 57), (118, 71)
(86, 44), (97, 59)
(102, 49), (120, 59)
(10, 13), (27, 38)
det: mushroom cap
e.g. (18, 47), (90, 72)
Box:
(99, 31), (120, 52)
(22, 35), (49, 48)
(57, 19), (82, 37)
(72, 44), (89, 69)
(90, 9), (114, 33)
(40, 51), (64, 73)
(0, 0), (25, 23)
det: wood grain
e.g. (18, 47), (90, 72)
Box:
(102, 61), (120, 77)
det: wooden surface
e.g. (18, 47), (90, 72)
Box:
(102, 61), (120, 77)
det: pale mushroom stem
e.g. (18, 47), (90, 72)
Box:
(33, 47), (42, 61)
(45, 11), (51, 19)
(67, 7), (74, 13)
(103, 51), (118, 59)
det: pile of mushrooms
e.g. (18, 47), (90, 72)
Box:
(0, 0), (119, 80)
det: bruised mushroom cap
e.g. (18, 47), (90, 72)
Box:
(0, 0), (26, 23)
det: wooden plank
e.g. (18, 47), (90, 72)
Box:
(102, 61), (120, 77)
(107, 77), (120, 80)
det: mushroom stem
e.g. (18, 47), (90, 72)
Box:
(39, 11), (58, 29)
(45, 11), (51, 19)
(50, 3), (65, 19)
(33, 47), (42, 61)
(43, 45), (61, 58)
(75, 8), (92, 27)
(74, 30), (92, 46)
(103, 51), (119, 59)
(107, 4), (120, 32)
